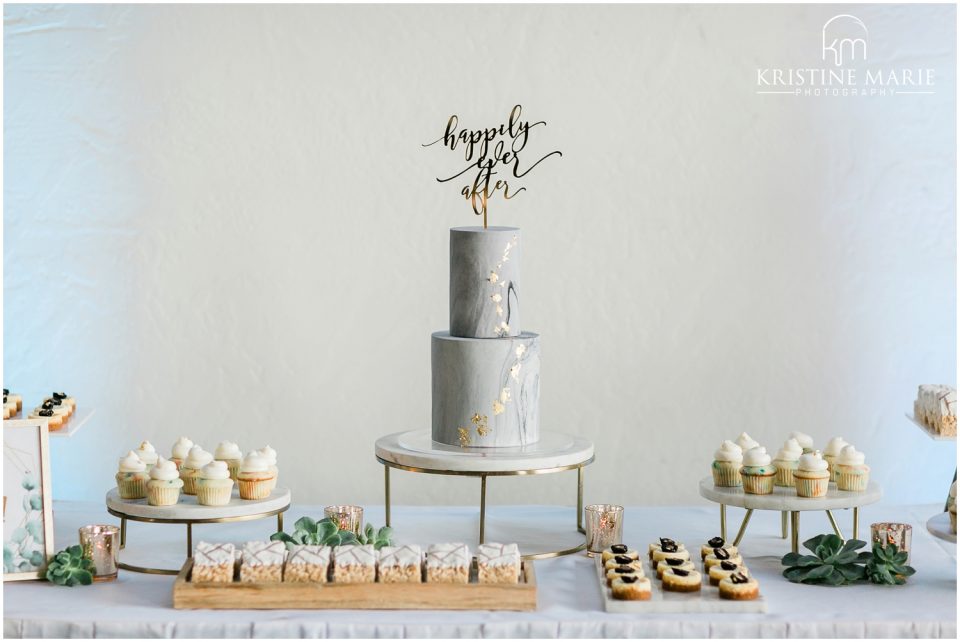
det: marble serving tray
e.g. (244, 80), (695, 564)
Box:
(594, 555), (766, 614)
(106, 487), (291, 520)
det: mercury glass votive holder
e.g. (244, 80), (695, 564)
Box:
(584, 504), (624, 555)
(324, 505), (364, 535)
(78, 524), (120, 581)
(871, 522), (913, 562)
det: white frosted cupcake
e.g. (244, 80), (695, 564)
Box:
(833, 445), (869, 492)
(740, 447), (776, 495)
(237, 452), (276, 500)
(789, 432), (815, 454)
(179, 446), (213, 495)
(115, 451), (149, 499)
(712, 441), (743, 487)
(773, 438), (802, 487)
(170, 436), (194, 469)
(255, 445), (278, 491)
(135, 440), (159, 467)
(196, 460), (235, 506)
(794, 452), (829, 498)
(215, 441), (243, 481)
(735, 432), (759, 453)
(823, 437), (848, 482)
(147, 457), (184, 506)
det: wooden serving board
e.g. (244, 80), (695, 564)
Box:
(173, 558), (537, 610)
(594, 556), (766, 614)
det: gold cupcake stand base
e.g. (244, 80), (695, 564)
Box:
(375, 430), (596, 560)
(105, 487), (291, 575)
(698, 477), (883, 553)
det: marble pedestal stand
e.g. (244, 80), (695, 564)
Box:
(698, 477), (882, 553)
(105, 488), (291, 575)
(375, 430), (594, 560)
(905, 413), (958, 543)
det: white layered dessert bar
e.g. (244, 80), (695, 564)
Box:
(915, 384), (957, 436)
(192, 542), (236, 583)
(333, 544), (376, 583)
(240, 541), (285, 582)
(426, 543), (470, 583)
(477, 542), (521, 584)
(378, 544), (422, 583)
(284, 545), (331, 583)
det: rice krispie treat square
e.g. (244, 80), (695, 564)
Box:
(240, 540), (286, 582)
(192, 542), (236, 583)
(378, 544), (422, 583)
(333, 544), (376, 583)
(284, 545), (331, 583)
(425, 543), (470, 583)
(477, 542), (521, 584)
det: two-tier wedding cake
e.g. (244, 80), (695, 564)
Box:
(432, 226), (541, 448)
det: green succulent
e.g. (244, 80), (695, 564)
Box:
(271, 517), (394, 550)
(45, 545), (94, 586)
(865, 542), (916, 585)
(781, 534), (870, 586)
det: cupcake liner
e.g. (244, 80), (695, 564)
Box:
(712, 461), (742, 487)
(116, 474), (147, 499)
(180, 469), (201, 495)
(835, 469), (869, 492)
(773, 461), (797, 487)
(147, 483), (182, 506)
(795, 474), (829, 498)
(238, 477), (274, 500)
(197, 481), (234, 506)
(824, 455), (838, 482)
(742, 473), (775, 495)
(221, 459), (242, 481)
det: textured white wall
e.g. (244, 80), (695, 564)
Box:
(4, 4), (956, 511)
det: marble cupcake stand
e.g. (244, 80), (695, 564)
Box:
(106, 487), (290, 575)
(375, 430), (594, 560)
(698, 477), (882, 553)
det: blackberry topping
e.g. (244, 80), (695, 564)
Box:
(41, 400), (54, 410)
(730, 572), (749, 584)
(3, 388), (8, 395)
(671, 569), (690, 577)
(665, 557), (685, 567)
(38, 409), (54, 417)
(621, 575), (639, 584)
(659, 537), (675, 547)
(3, 395), (7, 403)
(707, 536), (724, 548)
(713, 547), (730, 560)
(720, 560), (738, 571)
(614, 554), (632, 564)
(45, 397), (62, 406)
(52, 392), (67, 400)
(661, 541), (678, 553)
(610, 544), (628, 554)
(615, 565), (634, 573)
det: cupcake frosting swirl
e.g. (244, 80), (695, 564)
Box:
(215, 441), (242, 460)
(184, 446), (213, 469)
(171, 436), (195, 459)
(257, 445), (278, 466)
(789, 431), (814, 449)
(714, 440), (743, 462)
(775, 438), (803, 461)
(836, 445), (865, 466)
(118, 451), (146, 473)
(240, 452), (269, 473)
(824, 437), (848, 456)
(135, 441), (159, 465)
(201, 460), (231, 480)
(735, 432), (759, 452)
(798, 452), (829, 472)
(150, 457), (180, 481)
(743, 446), (771, 466)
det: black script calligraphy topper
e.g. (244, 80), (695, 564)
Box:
(423, 105), (562, 228)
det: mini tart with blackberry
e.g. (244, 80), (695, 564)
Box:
(719, 572), (760, 600)
(656, 557), (696, 580)
(700, 536), (738, 560)
(604, 555), (644, 571)
(708, 560), (749, 586)
(648, 538), (685, 560)
(704, 547), (743, 569)
(611, 574), (652, 600)
(606, 565), (644, 585)
(601, 544), (639, 562)
(29, 407), (63, 430)
(662, 567), (702, 592)
(652, 546), (690, 564)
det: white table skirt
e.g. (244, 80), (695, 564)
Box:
(3, 501), (956, 638)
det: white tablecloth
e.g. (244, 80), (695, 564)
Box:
(3, 501), (956, 638)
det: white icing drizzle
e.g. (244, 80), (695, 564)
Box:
(334, 544), (376, 567)
(194, 542), (235, 566)
(477, 542), (520, 567)
(426, 543), (470, 568)
(286, 545), (331, 567)
(241, 541), (286, 566)
(378, 544), (422, 568)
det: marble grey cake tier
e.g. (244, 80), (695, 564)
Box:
(431, 331), (540, 448)
(449, 226), (521, 338)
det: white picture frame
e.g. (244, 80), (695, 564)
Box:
(3, 418), (54, 581)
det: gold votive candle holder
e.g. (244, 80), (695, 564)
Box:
(584, 504), (624, 555)
(78, 524), (120, 581)
(871, 522), (912, 562)
(324, 505), (363, 535)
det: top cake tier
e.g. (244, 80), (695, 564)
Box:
(449, 226), (521, 338)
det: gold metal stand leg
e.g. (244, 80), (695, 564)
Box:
(720, 504), (727, 541)
(384, 465), (391, 527)
(852, 507), (859, 540)
(278, 512), (283, 533)
(186, 523), (192, 557)
(791, 511), (800, 553)
(479, 474), (487, 545)
(576, 466), (585, 534)
(732, 508), (753, 546)
(825, 510), (844, 539)
(781, 511), (788, 539)
(120, 517), (126, 549)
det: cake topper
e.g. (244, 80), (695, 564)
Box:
(423, 104), (562, 228)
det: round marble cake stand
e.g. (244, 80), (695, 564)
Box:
(905, 412), (957, 542)
(698, 477), (882, 553)
(375, 430), (595, 560)
(106, 487), (291, 575)
(926, 511), (957, 543)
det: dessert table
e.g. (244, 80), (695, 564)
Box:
(3, 501), (956, 638)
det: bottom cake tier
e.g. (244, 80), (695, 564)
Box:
(431, 331), (540, 448)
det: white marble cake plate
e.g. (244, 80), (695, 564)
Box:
(905, 412), (957, 442)
(594, 555), (766, 614)
(926, 511), (957, 543)
(106, 487), (291, 521)
(698, 477), (882, 511)
(376, 430), (594, 473)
